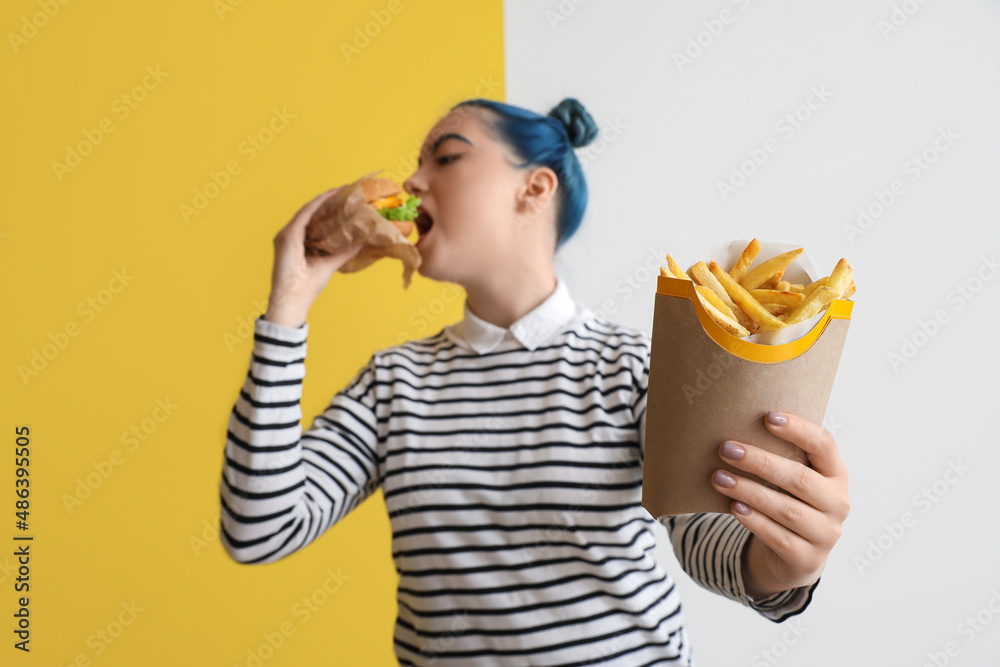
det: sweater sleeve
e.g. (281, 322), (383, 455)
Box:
(219, 315), (383, 565)
(658, 513), (820, 622)
(630, 334), (651, 463)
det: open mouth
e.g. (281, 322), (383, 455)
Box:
(415, 206), (434, 242)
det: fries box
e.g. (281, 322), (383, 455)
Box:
(641, 240), (853, 517)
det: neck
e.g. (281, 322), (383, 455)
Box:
(463, 268), (558, 330)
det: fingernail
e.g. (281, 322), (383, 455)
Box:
(767, 411), (787, 426)
(721, 441), (745, 460)
(714, 470), (737, 488)
(734, 501), (751, 516)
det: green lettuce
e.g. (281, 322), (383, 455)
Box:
(378, 195), (421, 221)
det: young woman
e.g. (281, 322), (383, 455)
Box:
(220, 97), (850, 666)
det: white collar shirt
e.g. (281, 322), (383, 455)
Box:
(442, 274), (590, 355)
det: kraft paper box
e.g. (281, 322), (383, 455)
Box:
(641, 240), (853, 518)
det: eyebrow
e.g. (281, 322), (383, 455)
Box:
(418, 133), (474, 167)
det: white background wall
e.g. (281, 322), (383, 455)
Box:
(505, 1), (1000, 664)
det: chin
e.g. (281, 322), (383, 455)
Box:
(415, 251), (467, 286)
(416, 262), (461, 286)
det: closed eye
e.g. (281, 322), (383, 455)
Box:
(436, 154), (460, 165)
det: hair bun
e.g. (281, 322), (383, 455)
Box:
(548, 98), (598, 149)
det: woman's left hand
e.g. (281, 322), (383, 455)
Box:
(711, 410), (851, 598)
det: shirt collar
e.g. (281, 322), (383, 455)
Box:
(444, 275), (582, 354)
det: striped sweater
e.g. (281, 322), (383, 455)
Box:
(219, 275), (818, 666)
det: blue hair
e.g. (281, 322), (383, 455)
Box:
(450, 97), (599, 250)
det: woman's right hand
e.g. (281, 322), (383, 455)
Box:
(263, 187), (366, 327)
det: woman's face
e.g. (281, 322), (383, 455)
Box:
(403, 106), (553, 285)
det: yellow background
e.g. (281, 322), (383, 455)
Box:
(2, 1), (503, 663)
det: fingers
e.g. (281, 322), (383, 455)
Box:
(764, 411), (847, 479)
(711, 462), (833, 546)
(292, 186), (343, 224)
(732, 503), (828, 584)
(719, 438), (842, 516)
(279, 187), (345, 244)
(295, 187), (343, 225)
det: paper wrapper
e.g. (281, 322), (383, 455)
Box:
(303, 170), (422, 289)
(641, 240), (853, 518)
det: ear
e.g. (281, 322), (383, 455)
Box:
(519, 166), (559, 208)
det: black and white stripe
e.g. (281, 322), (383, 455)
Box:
(220, 310), (817, 666)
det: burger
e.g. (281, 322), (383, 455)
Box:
(361, 178), (422, 234)
(303, 172), (423, 288)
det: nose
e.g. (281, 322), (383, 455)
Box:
(403, 162), (427, 197)
(403, 172), (422, 197)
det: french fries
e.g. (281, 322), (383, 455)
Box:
(695, 285), (737, 321)
(663, 262), (742, 324)
(728, 238), (760, 282)
(660, 262), (743, 322)
(762, 302), (788, 316)
(688, 261), (757, 332)
(701, 298), (750, 337)
(749, 289), (804, 307)
(659, 240), (856, 339)
(739, 247), (803, 290)
(760, 267), (785, 290)
(784, 286), (836, 326)
(801, 276), (829, 297)
(826, 258), (853, 297)
(710, 261), (786, 332)
(664, 254), (691, 281)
